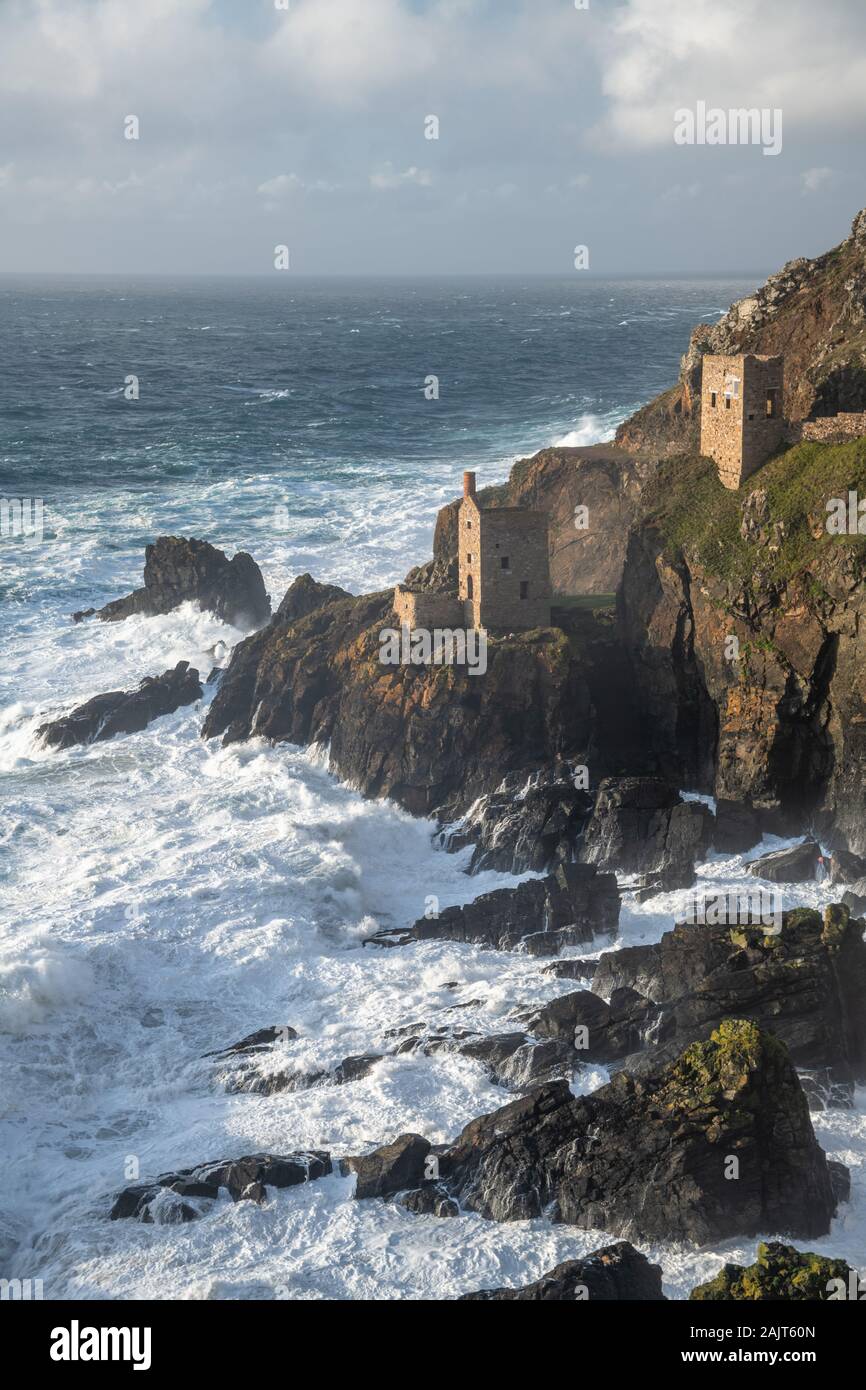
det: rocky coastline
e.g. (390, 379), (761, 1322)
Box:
(50, 210), (866, 1300)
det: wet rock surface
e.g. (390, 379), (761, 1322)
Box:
(431, 1022), (842, 1243)
(579, 777), (712, 886)
(37, 662), (202, 749)
(593, 905), (866, 1098)
(748, 839), (821, 882)
(367, 861), (619, 953)
(461, 1241), (666, 1301)
(446, 763), (593, 875)
(110, 1151), (331, 1223)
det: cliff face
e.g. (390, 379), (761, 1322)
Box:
(204, 591), (592, 817)
(619, 442), (866, 849)
(616, 209), (866, 458)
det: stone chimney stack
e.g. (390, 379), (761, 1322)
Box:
(463, 471), (476, 498)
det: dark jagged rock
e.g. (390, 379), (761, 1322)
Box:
(395, 1184), (459, 1218)
(579, 776), (711, 884)
(460, 1242), (666, 1301)
(37, 662), (202, 750)
(110, 1151), (331, 1222)
(689, 1241), (857, 1301)
(828, 1160), (851, 1207)
(71, 607), (95, 623)
(274, 573), (351, 624)
(445, 764), (593, 875)
(97, 536), (271, 629)
(593, 904), (866, 1098)
(842, 876), (866, 915)
(543, 958), (597, 983)
(830, 848), (866, 884)
(385, 1019), (575, 1094)
(712, 799), (762, 854)
(748, 839), (820, 882)
(434, 1022), (842, 1243)
(341, 1134), (431, 1201)
(525, 986), (657, 1064)
(368, 862), (619, 954)
(221, 1051), (384, 1096)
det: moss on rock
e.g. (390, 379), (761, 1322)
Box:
(690, 1241), (855, 1300)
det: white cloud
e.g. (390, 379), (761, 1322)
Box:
(369, 164), (433, 191)
(589, 0), (866, 151)
(801, 166), (833, 194)
(257, 174), (303, 197)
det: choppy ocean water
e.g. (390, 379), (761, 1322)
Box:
(2, 274), (862, 1300)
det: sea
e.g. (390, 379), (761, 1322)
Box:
(1, 274), (862, 1299)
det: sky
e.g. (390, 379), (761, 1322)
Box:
(0, 0), (865, 275)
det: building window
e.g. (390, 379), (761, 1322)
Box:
(748, 412), (755, 421)
(500, 556), (510, 570)
(725, 397), (731, 410)
(466, 553), (472, 563)
(467, 574), (473, 599)
(766, 390), (778, 419)
(710, 391), (717, 408)
(520, 581), (529, 599)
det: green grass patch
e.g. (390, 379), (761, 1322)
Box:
(643, 437), (866, 587)
(552, 593), (616, 611)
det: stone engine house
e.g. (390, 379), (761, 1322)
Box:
(393, 471), (552, 632)
(700, 353), (784, 489)
(458, 471), (551, 629)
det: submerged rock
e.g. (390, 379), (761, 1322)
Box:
(96, 536), (271, 629)
(689, 1241), (857, 1301)
(461, 1242), (666, 1301)
(203, 1025), (298, 1057)
(110, 1151), (331, 1222)
(367, 861), (619, 954)
(433, 1022), (842, 1243)
(37, 662), (202, 750)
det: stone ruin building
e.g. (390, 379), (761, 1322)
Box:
(394, 471), (552, 632)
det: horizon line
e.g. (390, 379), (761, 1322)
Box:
(0, 268), (771, 281)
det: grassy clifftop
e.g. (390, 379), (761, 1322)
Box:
(642, 437), (866, 588)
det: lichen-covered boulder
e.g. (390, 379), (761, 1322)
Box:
(690, 1241), (857, 1301)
